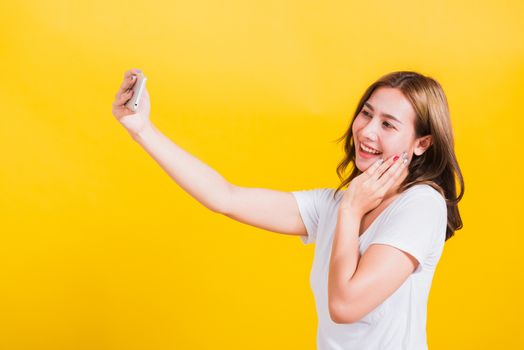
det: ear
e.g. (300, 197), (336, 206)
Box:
(414, 135), (432, 156)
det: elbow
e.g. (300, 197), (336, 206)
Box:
(328, 298), (359, 325)
(216, 183), (235, 215)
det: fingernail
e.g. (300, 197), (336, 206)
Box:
(393, 155), (399, 161)
(402, 152), (409, 164)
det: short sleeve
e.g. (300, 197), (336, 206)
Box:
(368, 191), (447, 273)
(291, 188), (334, 245)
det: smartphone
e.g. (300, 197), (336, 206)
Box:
(125, 72), (147, 112)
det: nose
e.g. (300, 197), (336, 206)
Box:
(359, 118), (380, 142)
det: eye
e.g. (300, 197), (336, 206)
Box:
(360, 110), (395, 129)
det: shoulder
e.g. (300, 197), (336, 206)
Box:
(308, 187), (343, 203)
(318, 187), (343, 209)
(315, 187), (346, 214)
(398, 184), (446, 210)
(376, 184), (448, 248)
(292, 187), (338, 202)
(291, 187), (341, 214)
(387, 184), (447, 227)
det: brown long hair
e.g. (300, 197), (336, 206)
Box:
(332, 71), (464, 241)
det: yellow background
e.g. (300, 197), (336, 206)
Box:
(1, 0), (523, 349)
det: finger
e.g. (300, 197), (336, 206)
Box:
(377, 153), (408, 188)
(369, 155), (397, 181)
(124, 68), (142, 78)
(364, 158), (385, 177)
(120, 75), (136, 90)
(115, 68), (142, 99)
(371, 152), (404, 182)
(380, 159), (406, 190)
(115, 75), (137, 100)
(112, 89), (134, 108)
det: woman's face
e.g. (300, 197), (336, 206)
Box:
(352, 87), (420, 172)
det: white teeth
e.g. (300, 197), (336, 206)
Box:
(360, 144), (381, 154)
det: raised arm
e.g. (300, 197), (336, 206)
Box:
(133, 124), (233, 213)
(112, 68), (307, 237)
(222, 185), (307, 236)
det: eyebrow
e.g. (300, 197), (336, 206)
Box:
(364, 102), (403, 124)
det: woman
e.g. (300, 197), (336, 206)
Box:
(112, 69), (464, 349)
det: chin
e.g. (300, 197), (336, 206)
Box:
(354, 158), (369, 172)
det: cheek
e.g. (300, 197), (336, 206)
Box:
(352, 117), (365, 134)
(382, 135), (413, 157)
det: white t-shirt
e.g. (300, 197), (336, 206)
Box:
(291, 184), (446, 350)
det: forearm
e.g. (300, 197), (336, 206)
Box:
(131, 123), (232, 213)
(328, 208), (362, 304)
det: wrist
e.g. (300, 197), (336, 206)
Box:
(338, 205), (364, 219)
(131, 123), (157, 143)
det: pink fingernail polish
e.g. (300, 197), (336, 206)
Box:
(393, 155), (399, 161)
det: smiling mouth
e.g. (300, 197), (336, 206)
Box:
(359, 143), (382, 155)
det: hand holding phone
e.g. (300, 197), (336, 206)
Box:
(112, 68), (152, 137)
(125, 72), (147, 112)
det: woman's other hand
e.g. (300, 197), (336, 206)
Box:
(340, 152), (409, 217)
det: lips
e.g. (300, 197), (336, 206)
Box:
(359, 142), (382, 154)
